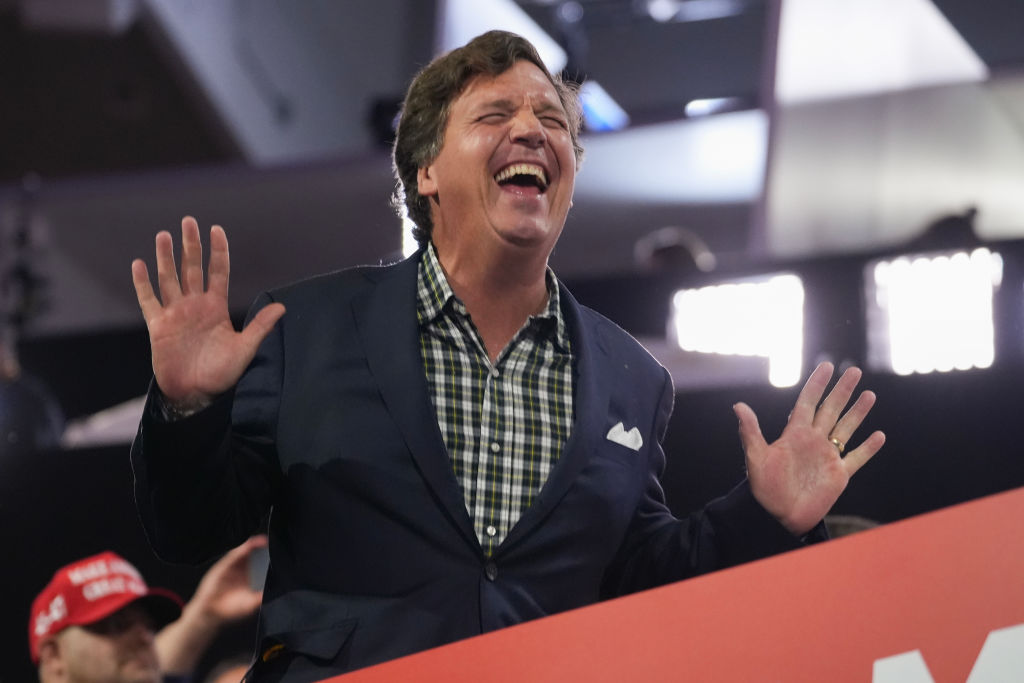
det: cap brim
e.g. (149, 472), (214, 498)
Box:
(134, 587), (184, 630)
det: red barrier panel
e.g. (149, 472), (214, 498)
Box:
(330, 487), (1024, 682)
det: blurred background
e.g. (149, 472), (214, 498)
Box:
(2, 0), (1023, 680)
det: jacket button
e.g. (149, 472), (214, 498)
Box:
(484, 561), (498, 581)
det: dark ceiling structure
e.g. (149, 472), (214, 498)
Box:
(1, 0), (1022, 336)
(2, 0), (1023, 184)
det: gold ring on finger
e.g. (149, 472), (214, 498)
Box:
(829, 436), (846, 455)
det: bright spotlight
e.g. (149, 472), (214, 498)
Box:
(866, 248), (1002, 375)
(670, 274), (805, 387)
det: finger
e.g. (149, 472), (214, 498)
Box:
(789, 361), (834, 425)
(842, 430), (886, 476)
(227, 534), (268, 561)
(131, 259), (162, 323)
(239, 591), (264, 612)
(154, 230), (181, 304)
(207, 224), (230, 299)
(217, 537), (258, 569)
(829, 390), (876, 444)
(733, 402), (768, 458)
(813, 365), (863, 431)
(180, 216), (204, 295)
(238, 302), (287, 359)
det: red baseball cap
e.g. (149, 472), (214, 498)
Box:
(29, 551), (183, 663)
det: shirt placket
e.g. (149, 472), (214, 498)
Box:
(475, 358), (507, 557)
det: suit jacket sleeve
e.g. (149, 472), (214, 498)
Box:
(600, 366), (825, 598)
(130, 292), (284, 564)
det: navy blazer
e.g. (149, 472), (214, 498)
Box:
(132, 252), (809, 681)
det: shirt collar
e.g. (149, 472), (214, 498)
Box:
(416, 243), (570, 352)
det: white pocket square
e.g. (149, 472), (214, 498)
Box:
(606, 422), (643, 451)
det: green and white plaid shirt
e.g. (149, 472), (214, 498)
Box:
(417, 245), (574, 557)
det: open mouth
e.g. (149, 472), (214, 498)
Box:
(494, 163), (549, 193)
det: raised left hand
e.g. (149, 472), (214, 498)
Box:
(734, 362), (885, 536)
(155, 535), (267, 674)
(189, 534), (267, 624)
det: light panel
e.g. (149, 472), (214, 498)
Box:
(866, 248), (1002, 375)
(684, 97), (744, 118)
(575, 110), (767, 203)
(670, 274), (805, 387)
(777, 0), (988, 104)
(645, 0), (748, 23)
(579, 80), (630, 132)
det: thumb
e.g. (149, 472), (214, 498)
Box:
(239, 302), (286, 354)
(733, 402), (767, 457)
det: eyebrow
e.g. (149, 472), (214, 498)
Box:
(477, 98), (566, 117)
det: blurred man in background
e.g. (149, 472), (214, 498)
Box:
(0, 332), (63, 457)
(31, 536), (265, 683)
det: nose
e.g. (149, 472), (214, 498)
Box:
(509, 107), (545, 147)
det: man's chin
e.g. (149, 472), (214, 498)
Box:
(496, 220), (563, 252)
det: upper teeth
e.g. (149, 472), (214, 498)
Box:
(494, 164), (548, 187)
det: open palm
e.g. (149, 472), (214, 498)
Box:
(131, 216), (285, 408)
(734, 362), (886, 536)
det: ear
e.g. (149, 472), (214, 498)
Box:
(417, 164), (439, 198)
(37, 638), (65, 681)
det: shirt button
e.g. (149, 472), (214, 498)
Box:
(490, 368), (500, 378)
(484, 562), (498, 581)
(486, 525), (497, 537)
(490, 442), (500, 453)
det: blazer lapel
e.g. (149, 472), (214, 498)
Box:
(500, 285), (612, 552)
(350, 254), (479, 551)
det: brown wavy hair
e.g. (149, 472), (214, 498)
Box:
(392, 30), (584, 248)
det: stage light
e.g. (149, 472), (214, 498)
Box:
(866, 248), (1002, 375)
(579, 80), (630, 132)
(645, 0), (747, 24)
(675, 0), (747, 23)
(646, 0), (679, 23)
(574, 110), (767, 204)
(557, 1), (584, 24)
(669, 274), (805, 387)
(684, 97), (745, 118)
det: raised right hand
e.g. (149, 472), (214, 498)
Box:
(131, 216), (285, 409)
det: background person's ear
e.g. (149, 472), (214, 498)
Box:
(37, 637), (67, 680)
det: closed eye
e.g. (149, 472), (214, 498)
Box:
(478, 112), (510, 123)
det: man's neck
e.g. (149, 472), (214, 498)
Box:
(433, 241), (550, 363)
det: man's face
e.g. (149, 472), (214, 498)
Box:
(418, 60), (577, 260)
(47, 605), (161, 683)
